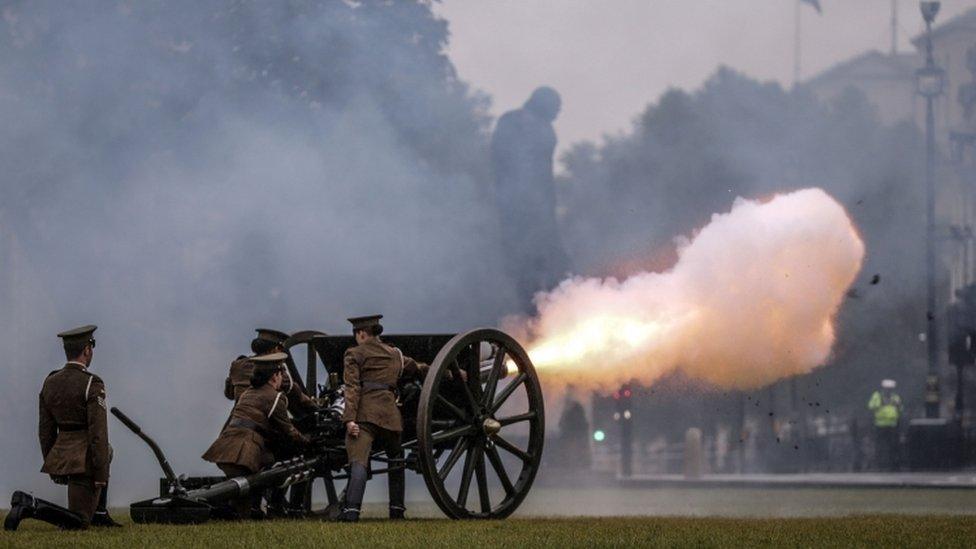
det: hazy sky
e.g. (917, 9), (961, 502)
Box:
(436, 0), (976, 159)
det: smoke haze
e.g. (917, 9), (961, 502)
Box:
(0, 1), (513, 504)
(556, 67), (925, 436)
(0, 1), (935, 505)
(518, 188), (864, 393)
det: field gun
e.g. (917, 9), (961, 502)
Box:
(118, 328), (545, 522)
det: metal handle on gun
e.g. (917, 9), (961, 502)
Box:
(110, 406), (185, 495)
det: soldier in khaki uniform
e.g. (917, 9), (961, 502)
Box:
(225, 328), (317, 416)
(338, 315), (428, 522)
(204, 353), (310, 518)
(222, 329), (318, 517)
(4, 325), (117, 531)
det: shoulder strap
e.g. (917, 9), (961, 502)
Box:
(84, 376), (95, 401)
(394, 348), (404, 379)
(268, 392), (283, 418)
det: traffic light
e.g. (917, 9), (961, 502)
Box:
(617, 383), (633, 476)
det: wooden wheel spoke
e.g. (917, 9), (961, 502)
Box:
(438, 437), (469, 481)
(457, 443), (477, 507)
(490, 372), (526, 414)
(497, 411), (536, 427)
(475, 446), (491, 513)
(436, 394), (468, 421)
(494, 435), (530, 463)
(431, 424), (475, 444)
(486, 445), (514, 496)
(482, 346), (506, 407)
(431, 419), (459, 430)
(450, 360), (481, 414)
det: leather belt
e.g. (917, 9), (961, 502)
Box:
(362, 381), (396, 393)
(228, 417), (270, 437)
(57, 423), (87, 432)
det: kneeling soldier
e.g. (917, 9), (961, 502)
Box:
(338, 315), (428, 522)
(5, 325), (116, 531)
(224, 329), (318, 517)
(203, 353), (310, 519)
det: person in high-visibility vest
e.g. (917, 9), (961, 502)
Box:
(867, 379), (902, 470)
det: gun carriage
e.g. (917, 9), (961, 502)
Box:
(117, 328), (545, 522)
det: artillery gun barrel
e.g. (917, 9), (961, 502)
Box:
(129, 455), (323, 524)
(115, 405), (327, 524)
(181, 456), (321, 503)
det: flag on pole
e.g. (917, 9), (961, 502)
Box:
(800, 0), (822, 14)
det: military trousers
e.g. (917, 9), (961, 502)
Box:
(344, 422), (405, 512)
(66, 476), (102, 526)
(345, 422), (401, 466)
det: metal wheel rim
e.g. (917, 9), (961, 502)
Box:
(417, 328), (545, 519)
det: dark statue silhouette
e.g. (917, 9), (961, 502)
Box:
(490, 86), (570, 311)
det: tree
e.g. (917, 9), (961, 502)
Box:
(558, 67), (925, 437)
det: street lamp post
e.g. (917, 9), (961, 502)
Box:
(917, 1), (946, 419)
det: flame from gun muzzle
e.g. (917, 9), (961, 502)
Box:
(511, 188), (864, 393)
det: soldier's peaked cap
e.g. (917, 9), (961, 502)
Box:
(347, 314), (382, 331)
(255, 328), (290, 344)
(57, 325), (97, 345)
(251, 352), (288, 376)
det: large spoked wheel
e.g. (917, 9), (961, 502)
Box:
(417, 328), (544, 519)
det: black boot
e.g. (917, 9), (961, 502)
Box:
(266, 487), (297, 519)
(90, 484), (122, 527)
(3, 492), (33, 531)
(5, 491), (86, 531)
(322, 488), (345, 522)
(388, 458), (406, 520)
(91, 511), (122, 527)
(337, 463), (367, 522)
(248, 492), (266, 521)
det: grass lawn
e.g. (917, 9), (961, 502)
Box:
(1, 513), (975, 548)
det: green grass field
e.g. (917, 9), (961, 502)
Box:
(2, 513), (975, 548)
(3, 486), (975, 547)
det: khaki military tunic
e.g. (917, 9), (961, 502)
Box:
(224, 356), (252, 401)
(38, 362), (110, 483)
(341, 339), (427, 433)
(203, 383), (308, 473)
(225, 355), (317, 416)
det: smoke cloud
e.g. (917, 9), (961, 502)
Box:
(0, 1), (515, 504)
(514, 188), (864, 393)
